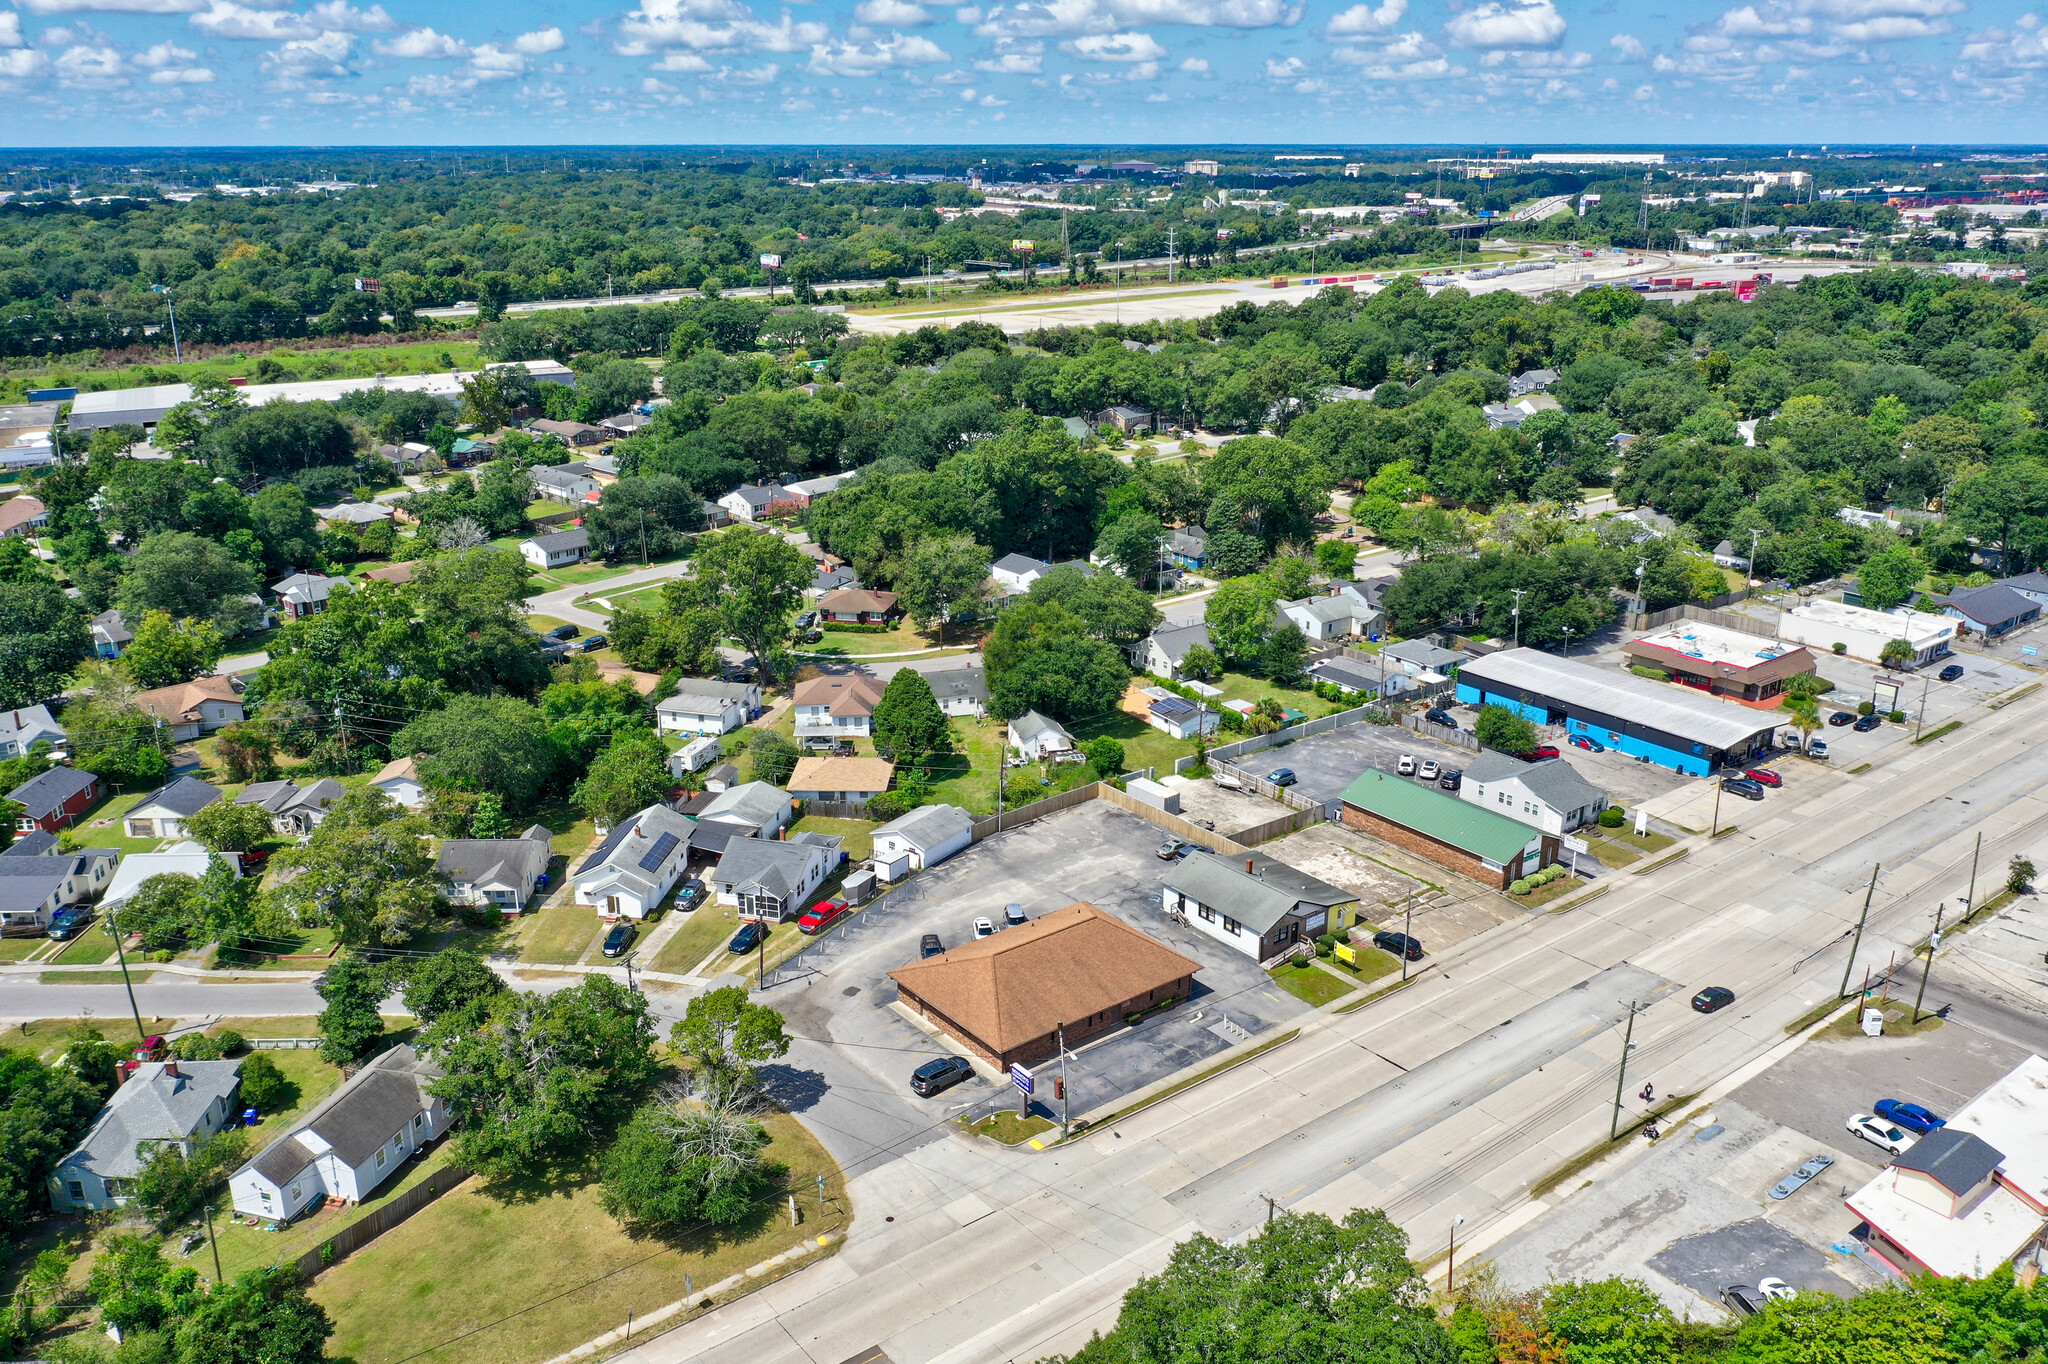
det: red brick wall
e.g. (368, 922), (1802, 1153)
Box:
(1340, 803), (1521, 890)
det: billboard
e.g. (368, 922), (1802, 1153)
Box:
(1011, 239), (1035, 251)
(759, 253), (783, 269)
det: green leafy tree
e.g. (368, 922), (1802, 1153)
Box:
(1475, 703), (1539, 755)
(1857, 544), (1924, 611)
(585, 475), (701, 563)
(211, 722), (276, 783)
(573, 730), (674, 828)
(1539, 1278), (1676, 1364)
(1204, 573), (1283, 664)
(117, 531), (261, 637)
(871, 669), (952, 761)
(540, 674), (652, 764)
(670, 986), (791, 1092)
(236, 1053), (295, 1113)
(0, 1044), (114, 1237)
(87, 1235), (202, 1333)
(983, 599), (1129, 723)
(315, 957), (389, 1066)
(1314, 538), (1358, 580)
(1098, 510), (1167, 590)
(131, 1127), (249, 1229)
(183, 800), (274, 854)
(172, 1266), (334, 1364)
(1258, 622), (1310, 685)
(393, 695), (563, 812)
(268, 790), (446, 947)
(685, 528), (815, 686)
(1083, 735), (1126, 779)
(399, 949), (507, 1029)
(120, 611), (227, 689)
(1715, 1283), (1954, 1364)
(896, 533), (993, 637)
(599, 1088), (776, 1231)
(470, 792), (512, 838)
(1200, 436), (1332, 550)
(747, 728), (801, 786)
(0, 579), (88, 708)
(2010, 856), (2037, 897)
(1178, 644), (1222, 682)
(1027, 566), (1162, 647)
(62, 662), (174, 788)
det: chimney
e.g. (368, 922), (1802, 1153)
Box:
(1246, 858), (1254, 874)
(163, 1059), (179, 1078)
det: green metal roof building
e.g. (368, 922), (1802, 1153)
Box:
(1337, 769), (1551, 890)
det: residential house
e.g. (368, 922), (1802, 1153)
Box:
(710, 832), (844, 921)
(703, 763), (740, 794)
(0, 495), (49, 538)
(529, 463), (602, 504)
(1304, 658), (1381, 697)
(132, 676), (244, 740)
(1459, 752), (1607, 835)
(436, 825), (554, 913)
(990, 554), (1095, 594)
(717, 483), (798, 523)
(1008, 710), (1076, 760)
(656, 677), (762, 736)
(694, 780), (794, 839)
(869, 804), (973, 879)
(1379, 638), (1467, 678)
(235, 778), (346, 835)
(1275, 591), (1381, 642)
(787, 756), (895, 803)
(807, 564), (859, 599)
(229, 1045), (451, 1221)
(376, 442), (435, 472)
(370, 756), (426, 809)
(1508, 368), (1559, 397)
(793, 673), (885, 744)
(924, 664), (990, 719)
(1711, 539), (1752, 571)
(271, 572), (341, 619)
(123, 777), (224, 839)
(9, 767), (100, 833)
(573, 803), (693, 920)
(51, 1060), (244, 1212)
(577, 453), (621, 483)
(0, 844), (117, 935)
(313, 500), (393, 530)
(530, 419), (607, 447)
(90, 610), (132, 659)
(101, 841), (235, 913)
(0, 704), (65, 758)
(816, 587), (901, 625)
(1094, 405), (1156, 434)
(359, 561), (416, 587)
(1145, 693), (1219, 741)
(1482, 394), (1563, 430)
(1166, 527), (1208, 572)
(1935, 584), (2042, 640)
(784, 471), (860, 505)
(1131, 621), (1214, 683)
(1615, 507), (1677, 540)
(1997, 571), (2048, 609)
(597, 412), (652, 438)
(519, 527), (589, 570)
(1162, 851), (1351, 962)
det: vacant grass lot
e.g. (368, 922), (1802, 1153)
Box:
(2, 339), (486, 402)
(650, 902), (747, 976)
(789, 816), (878, 862)
(312, 1107), (846, 1364)
(517, 900), (605, 965)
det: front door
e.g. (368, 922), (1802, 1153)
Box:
(605, 896), (619, 917)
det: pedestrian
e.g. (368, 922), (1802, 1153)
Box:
(1640, 1082), (1655, 1104)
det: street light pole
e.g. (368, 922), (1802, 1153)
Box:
(1447, 1215), (1465, 1292)
(1709, 780), (1723, 839)
(1510, 588), (1526, 649)
(1401, 893), (1414, 983)
(1609, 1001), (1640, 1141)
(1057, 1020), (1070, 1140)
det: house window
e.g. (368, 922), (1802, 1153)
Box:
(1198, 905), (1215, 922)
(290, 1183), (301, 1200)
(1223, 916), (1240, 934)
(393, 1131), (405, 1148)
(375, 1148), (386, 1168)
(67, 1181), (83, 1201)
(414, 1112), (425, 1129)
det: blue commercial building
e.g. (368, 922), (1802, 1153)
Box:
(1454, 648), (1777, 777)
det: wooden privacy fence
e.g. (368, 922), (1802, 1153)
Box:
(803, 799), (873, 820)
(1174, 702), (1381, 774)
(1220, 808), (1322, 847)
(970, 782), (1101, 842)
(1626, 598), (1769, 634)
(1097, 782), (1251, 855)
(1401, 713), (1479, 752)
(292, 1165), (472, 1281)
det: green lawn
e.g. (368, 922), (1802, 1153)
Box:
(1267, 959), (1359, 1007)
(799, 620), (981, 657)
(790, 816), (878, 861)
(214, 1144), (459, 1278)
(921, 719), (1007, 814)
(1327, 946), (1401, 987)
(215, 925), (339, 971)
(650, 901), (748, 975)
(0, 936), (48, 962)
(70, 791), (174, 860)
(47, 930), (119, 965)
(516, 900), (604, 966)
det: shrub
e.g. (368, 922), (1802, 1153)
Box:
(1315, 932), (1336, 957)
(171, 1033), (223, 1061)
(1858, 701), (1875, 716)
(213, 1029), (245, 1056)
(237, 1052), (295, 1112)
(1598, 806), (1625, 828)
(1888, 709), (1906, 723)
(1629, 664), (1672, 682)
(1832, 642), (1848, 655)
(1509, 878), (1531, 895)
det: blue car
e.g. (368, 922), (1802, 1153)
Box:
(1875, 1099), (1945, 1134)
(728, 920), (767, 954)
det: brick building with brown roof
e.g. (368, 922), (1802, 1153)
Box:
(889, 903), (1201, 1070)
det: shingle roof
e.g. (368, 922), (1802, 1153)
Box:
(524, 527), (589, 553)
(1939, 584), (2038, 627)
(271, 573), (339, 605)
(131, 776), (224, 819)
(1381, 639), (1467, 670)
(435, 829), (551, 890)
(726, 483), (787, 508)
(1009, 710), (1071, 743)
(1238, 851), (1355, 910)
(793, 674), (885, 715)
(61, 1060), (242, 1180)
(923, 666), (990, 706)
(573, 804), (693, 893)
(1144, 621), (1210, 665)
(788, 756), (895, 792)
(0, 864), (68, 915)
(871, 803), (973, 850)
(372, 756), (418, 786)
(1893, 1127), (2005, 1195)
(712, 837), (829, 900)
(1339, 769), (1536, 864)
(1458, 648), (1780, 753)
(993, 553), (1048, 576)
(133, 676), (242, 725)
(1463, 753), (1606, 812)
(102, 841), (232, 910)
(5, 829), (57, 857)
(0, 704), (65, 749)
(817, 587), (899, 616)
(1163, 853), (1305, 935)
(888, 903), (1201, 1054)
(8, 766), (97, 820)
(237, 1045), (439, 1181)
(698, 781), (790, 830)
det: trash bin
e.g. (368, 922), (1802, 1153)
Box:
(243, 1108), (260, 1126)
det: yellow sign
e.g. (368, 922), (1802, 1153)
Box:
(1334, 942), (1357, 966)
(1011, 239), (1036, 251)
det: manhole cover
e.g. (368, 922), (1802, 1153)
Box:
(843, 986), (861, 997)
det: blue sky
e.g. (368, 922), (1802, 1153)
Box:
(3, 0), (2046, 146)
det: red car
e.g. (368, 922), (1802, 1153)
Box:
(1519, 746), (1561, 762)
(1743, 768), (1783, 788)
(796, 897), (850, 935)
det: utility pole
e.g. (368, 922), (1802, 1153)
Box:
(638, 508), (649, 566)
(1447, 1215), (1464, 1292)
(1912, 902), (1947, 1023)
(1167, 226), (1177, 284)
(1962, 833), (1983, 922)
(153, 285), (181, 362)
(1400, 892), (1414, 983)
(1261, 1193), (1279, 1225)
(1057, 1020), (1070, 1140)
(106, 907), (147, 1046)
(203, 1200), (224, 1284)
(1838, 863), (1882, 999)
(1634, 560), (1647, 617)
(1708, 780), (1723, 840)
(1608, 1001), (1640, 1140)
(1510, 587), (1526, 649)
(1914, 672), (1931, 741)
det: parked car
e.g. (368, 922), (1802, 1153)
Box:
(1875, 1099), (1946, 1134)
(1397, 754), (1417, 776)
(577, 634), (608, 652)
(1267, 767), (1298, 787)
(1722, 1285), (1767, 1318)
(601, 921), (637, 958)
(1720, 778), (1766, 801)
(675, 880), (707, 912)
(920, 933), (944, 958)
(1004, 903), (1028, 927)
(1517, 745), (1561, 762)
(796, 897), (849, 935)
(1157, 837), (1186, 860)
(910, 1056), (974, 1097)
(727, 920), (767, 954)
(1828, 710), (1856, 726)
(974, 916), (996, 939)
(47, 905), (95, 941)
(796, 611), (817, 628)
(1438, 768), (1462, 791)
(804, 629), (823, 643)
(1805, 740), (1829, 760)
(1692, 986), (1736, 1013)
(1742, 768), (1783, 788)
(1853, 714), (1885, 732)
(547, 623), (579, 640)
(1373, 930), (1423, 961)
(1939, 664), (1965, 682)
(1847, 1112), (1915, 1155)
(1569, 735), (1606, 752)
(1418, 759), (1441, 781)
(1757, 1278), (1796, 1303)
(1424, 708), (1456, 729)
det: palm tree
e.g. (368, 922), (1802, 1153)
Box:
(1784, 696), (1821, 752)
(1880, 638), (1915, 671)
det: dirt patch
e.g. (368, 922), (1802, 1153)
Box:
(1259, 822), (1426, 907)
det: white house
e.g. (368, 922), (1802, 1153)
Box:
(792, 673), (885, 744)
(1008, 710), (1076, 760)
(530, 463), (602, 504)
(370, 756), (427, 809)
(1160, 852), (1338, 963)
(695, 781), (794, 839)
(1131, 622), (1213, 682)
(1145, 693), (1219, 741)
(52, 1059), (243, 1212)
(132, 676), (244, 740)
(435, 825), (554, 912)
(1276, 588), (1381, 642)
(271, 572), (341, 619)
(711, 832), (843, 920)
(236, 778), (347, 835)
(656, 677), (761, 736)
(1379, 639), (1467, 678)
(573, 804), (693, 919)
(229, 1045), (450, 1221)
(717, 483), (794, 523)
(0, 704), (65, 758)
(1459, 752), (1608, 836)
(122, 776), (223, 839)
(0, 845), (117, 935)
(668, 735), (723, 778)
(990, 553), (1055, 591)
(101, 841), (237, 913)
(519, 527), (590, 570)
(869, 804), (973, 879)
(923, 664), (990, 719)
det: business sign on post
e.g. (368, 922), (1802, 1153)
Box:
(1561, 836), (1588, 855)
(1010, 239), (1035, 252)
(1873, 680), (1900, 714)
(1009, 1063), (1033, 1095)
(759, 253), (782, 269)
(2025, 647), (2039, 657)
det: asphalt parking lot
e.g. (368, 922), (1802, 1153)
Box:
(1648, 1218), (1849, 1304)
(1225, 721), (1473, 810)
(761, 801), (1311, 1150)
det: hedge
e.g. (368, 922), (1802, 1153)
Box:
(1629, 664), (1672, 682)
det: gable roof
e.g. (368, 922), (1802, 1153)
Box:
(698, 780), (790, 830)
(90, 610), (133, 648)
(871, 803), (973, 850)
(888, 903), (1200, 1054)
(133, 676), (242, 725)
(1893, 1127), (2005, 1195)
(0, 862), (71, 914)
(574, 804), (693, 892)
(810, 566), (858, 593)
(1009, 709), (1072, 743)
(1939, 584), (2037, 627)
(372, 756), (419, 786)
(1339, 769), (1535, 864)
(1463, 753), (1605, 811)
(0, 495), (48, 535)
(61, 1059), (242, 1180)
(992, 552), (1049, 577)
(793, 673), (885, 715)
(4, 828), (57, 857)
(1163, 852), (1306, 935)
(1380, 639), (1466, 670)
(1144, 621), (1211, 665)
(8, 766), (97, 819)
(0, 704), (65, 748)
(102, 840), (233, 909)
(725, 483), (788, 508)
(271, 572), (339, 605)
(923, 665), (990, 706)
(131, 775), (224, 819)
(787, 755), (895, 792)
(817, 587), (899, 616)
(710, 831), (843, 899)
(523, 527), (589, 553)
(436, 829), (551, 890)
(237, 1045), (440, 1185)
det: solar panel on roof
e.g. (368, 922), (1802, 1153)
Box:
(638, 832), (679, 871)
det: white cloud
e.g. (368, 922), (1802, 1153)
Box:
(1444, 0), (1564, 49)
(513, 25), (566, 53)
(973, 38), (1043, 69)
(191, 2), (318, 38)
(1178, 53), (1205, 68)
(406, 71), (475, 95)
(0, 13), (22, 44)
(465, 42), (528, 77)
(1610, 32), (1646, 59)
(617, 0), (830, 54)
(1702, 0), (1964, 47)
(1633, 80), (1655, 97)
(149, 62), (214, 79)
(1960, 17), (2048, 67)
(133, 38), (194, 62)
(650, 50), (712, 67)
(260, 28), (353, 77)
(1480, 46), (1588, 67)
(807, 30), (949, 72)
(53, 42), (125, 81)
(1324, 0), (1402, 36)
(305, 0), (393, 31)
(374, 26), (467, 57)
(0, 47), (51, 75)
(1064, 29), (1163, 57)
(1263, 53), (1301, 75)
(15, 0), (209, 13)
(1831, 14), (1948, 38)
(854, 0), (934, 23)
(972, 0), (1299, 39)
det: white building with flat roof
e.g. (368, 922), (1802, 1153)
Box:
(1777, 600), (1957, 666)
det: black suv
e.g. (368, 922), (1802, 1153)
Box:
(910, 1056), (973, 1096)
(1373, 930), (1423, 961)
(920, 933), (944, 958)
(601, 922), (637, 958)
(1939, 664), (1965, 682)
(1719, 777), (1766, 801)
(728, 920), (766, 954)
(1424, 708), (1457, 729)
(1437, 768), (1462, 791)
